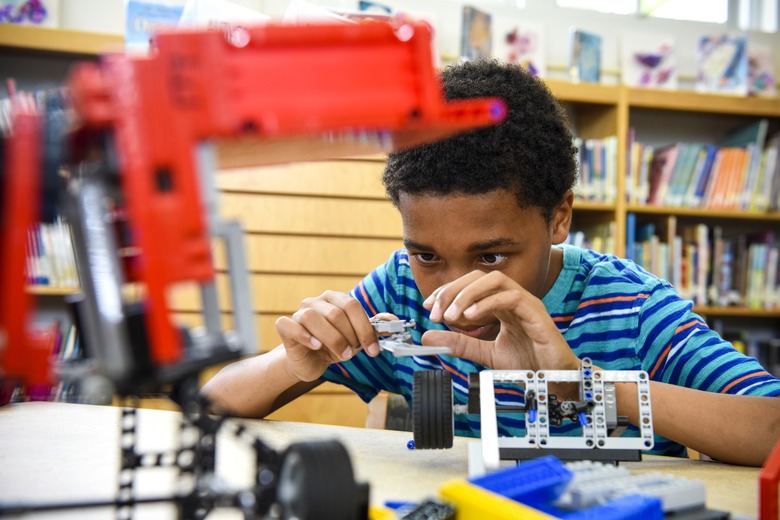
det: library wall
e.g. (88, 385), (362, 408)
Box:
(173, 157), (404, 426)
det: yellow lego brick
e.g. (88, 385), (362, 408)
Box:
(439, 480), (559, 520)
(369, 505), (399, 519)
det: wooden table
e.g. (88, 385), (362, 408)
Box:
(0, 402), (762, 519)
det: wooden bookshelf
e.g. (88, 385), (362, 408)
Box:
(25, 285), (79, 296)
(547, 80), (620, 105)
(692, 306), (780, 318)
(626, 205), (780, 221)
(627, 87), (780, 118)
(0, 25), (123, 55)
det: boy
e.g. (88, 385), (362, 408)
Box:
(202, 59), (780, 467)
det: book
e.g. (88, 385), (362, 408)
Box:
(647, 144), (679, 206)
(665, 143), (703, 207)
(683, 144), (718, 208)
(620, 32), (677, 89)
(638, 145), (654, 205)
(461, 5), (492, 61)
(695, 33), (749, 96)
(747, 42), (778, 98)
(694, 224), (710, 305)
(125, 0), (186, 54)
(755, 135), (779, 211)
(503, 22), (546, 77)
(625, 212), (636, 262)
(0, 0), (59, 28)
(568, 28), (602, 84)
(766, 245), (779, 310)
(723, 118), (769, 150)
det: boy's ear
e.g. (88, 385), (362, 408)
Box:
(551, 190), (574, 244)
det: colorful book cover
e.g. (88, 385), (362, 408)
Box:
(695, 34), (749, 96)
(125, 0), (185, 53)
(685, 144), (718, 208)
(620, 32), (677, 89)
(358, 0), (392, 15)
(502, 22), (546, 77)
(461, 5), (492, 61)
(648, 144), (679, 206)
(0, 0), (59, 27)
(666, 143), (703, 207)
(568, 28), (602, 84)
(747, 43), (777, 98)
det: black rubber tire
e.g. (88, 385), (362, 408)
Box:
(412, 370), (454, 449)
(277, 440), (363, 520)
(467, 371), (481, 415)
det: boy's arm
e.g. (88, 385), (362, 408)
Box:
(201, 290), (386, 417)
(616, 380), (780, 467)
(201, 346), (322, 418)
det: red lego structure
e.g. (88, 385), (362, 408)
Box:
(1, 20), (505, 399)
(760, 436), (780, 520)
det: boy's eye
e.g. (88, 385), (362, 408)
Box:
(412, 252), (438, 264)
(480, 253), (507, 266)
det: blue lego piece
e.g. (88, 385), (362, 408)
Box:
(469, 455), (573, 507)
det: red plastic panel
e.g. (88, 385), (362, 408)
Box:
(0, 97), (51, 394)
(65, 21), (505, 367)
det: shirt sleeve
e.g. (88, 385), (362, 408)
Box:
(637, 280), (780, 396)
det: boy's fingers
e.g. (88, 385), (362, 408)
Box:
(422, 329), (489, 366)
(276, 316), (323, 350)
(428, 271), (488, 322)
(293, 306), (355, 361)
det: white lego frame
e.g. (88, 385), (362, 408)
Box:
(475, 358), (654, 472)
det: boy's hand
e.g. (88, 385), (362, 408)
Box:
(422, 270), (580, 373)
(275, 290), (394, 382)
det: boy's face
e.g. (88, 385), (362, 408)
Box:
(399, 188), (571, 341)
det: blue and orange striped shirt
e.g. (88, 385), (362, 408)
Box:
(320, 245), (780, 457)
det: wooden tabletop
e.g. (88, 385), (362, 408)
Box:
(0, 402), (761, 519)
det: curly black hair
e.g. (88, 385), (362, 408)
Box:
(383, 59), (578, 223)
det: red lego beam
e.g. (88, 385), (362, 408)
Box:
(64, 21), (505, 369)
(0, 96), (54, 400)
(760, 436), (780, 520)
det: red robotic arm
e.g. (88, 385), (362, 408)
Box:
(1, 20), (506, 400)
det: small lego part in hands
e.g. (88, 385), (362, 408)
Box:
(371, 319), (451, 357)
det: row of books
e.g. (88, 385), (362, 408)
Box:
(626, 120), (780, 211)
(567, 222), (617, 257)
(3, 320), (83, 404)
(24, 217), (79, 288)
(51, 322), (83, 403)
(626, 215), (779, 310)
(573, 135), (618, 204)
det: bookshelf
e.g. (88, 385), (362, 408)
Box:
(551, 81), (780, 363)
(25, 286), (79, 296)
(0, 25), (123, 55)
(4, 25), (779, 410)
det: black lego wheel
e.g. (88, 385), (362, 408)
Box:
(412, 370), (454, 449)
(277, 440), (367, 520)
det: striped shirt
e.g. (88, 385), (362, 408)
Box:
(321, 245), (780, 457)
